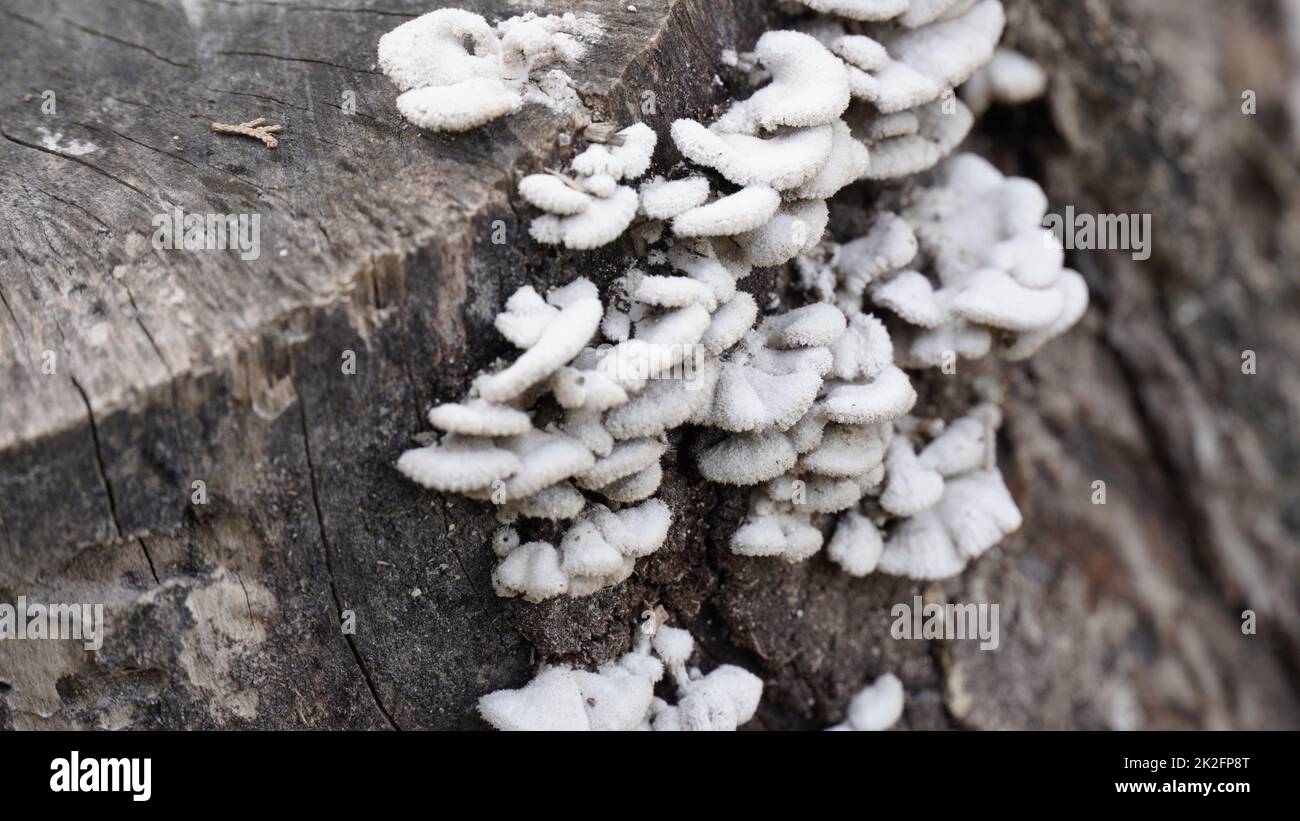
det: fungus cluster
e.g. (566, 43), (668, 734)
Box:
(388, 1), (1086, 729)
(478, 613), (762, 731)
(378, 8), (600, 131)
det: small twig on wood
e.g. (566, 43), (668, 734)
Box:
(211, 116), (284, 149)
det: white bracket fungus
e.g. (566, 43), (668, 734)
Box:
(390, 2), (1086, 728)
(478, 616), (761, 731)
(378, 9), (599, 131)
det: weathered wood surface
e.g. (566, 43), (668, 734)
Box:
(0, 0), (1297, 729)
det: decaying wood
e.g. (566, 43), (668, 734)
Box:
(0, 0), (1297, 730)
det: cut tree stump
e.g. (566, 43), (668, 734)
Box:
(1, 0), (1297, 729)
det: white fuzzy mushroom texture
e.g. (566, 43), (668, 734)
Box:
(672, 186), (783, 238)
(881, 0), (1004, 92)
(478, 644), (664, 731)
(857, 96), (974, 180)
(835, 212), (918, 295)
(599, 462), (664, 503)
(1001, 268), (1089, 361)
(766, 473), (863, 514)
(395, 78), (523, 132)
(877, 468), (1021, 579)
(604, 356), (719, 440)
(475, 280), (602, 402)
(397, 433), (520, 493)
(639, 176), (711, 220)
(880, 436), (946, 516)
(870, 269), (952, 327)
(492, 541), (570, 602)
(634, 273), (718, 310)
(830, 310), (894, 380)
(918, 415), (988, 476)
(425, 398), (532, 437)
(962, 47), (1048, 114)
(571, 123), (658, 181)
(951, 268), (1065, 332)
(760, 302), (848, 349)
(792, 120), (871, 200)
(705, 355), (824, 433)
(497, 481), (587, 521)
(529, 185), (640, 250)
(713, 30), (851, 134)
(575, 437), (668, 491)
(494, 285), (556, 348)
(561, 408), (614, 458)
(698, 430), (798, 485)
(702, 292), (759, 354)
(671, 120), (834, 191)
(738, 199), (830, 267)
(827, 510), (884, 576)
(496, 13), (587, 80)
(377, 8), (500, 91)
(731, 507), (823, 560)
(652, 664), (764, 731)
(820, 364), (917, 426)
(799, 422), (890, 477)
(902, 318), (992, 367)
(499, 428), (595, 499)
(518, 174), (591, 216)
(833, 672), (905, 731)
(899, 0), (978, 28)
(834, 37), (943, 114)
(792, 0), (909, 21)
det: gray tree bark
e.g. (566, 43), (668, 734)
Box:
(1, 0), (1297, 730)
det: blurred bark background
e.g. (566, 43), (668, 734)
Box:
(0, 0), (1296, 729)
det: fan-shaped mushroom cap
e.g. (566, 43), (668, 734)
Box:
(1001, 269), (1089, 360)
(500, 429), (596, 498)
(560, 520), (627, 578)
(478, 666), (587, 730)
(576, 437), (668, 490)
(639, 176), (711, 219)
(652, 625), (695, 666)
(572, 122), (658, 181)
(951, 268), (1065, 331)
(713, 30), (851, 133)
(476, 285), (603, 402)
(799, 422), (890, 478)
(395, 78), (522, 132)
(731, 510), (824, 560)
(792, 120), (872, 199)
(665, 665), (764, 731)
(604, 357), (719, 439)
(529, 185), (639, 250)
(698, 430), (799, 484)
(671, 121), (835, 190)
(936, 469), (1022, 559)
(880, 437), (946, 516)
(378, 8), (500, 91)
(870, 269), (952, 327)
(877, 509), (966, 579)
(397, 434), (521, 492)
(500, 481), (587, 521)
(858, 97), (974, 180)
(902, 319), (992, 367)
(702, 293), (759, 354)
(739, 199), (830, 267)
(426, 398), (532, 437)
(599, 461), (663, 503)
(672, 186), (782, 237)
(827, 510), (884, 576)
(761, 302), (848, 349)
(899, 0), (978, 28)
(492, 541), (570, 602)
(820, 365), (917, 426)
(918, 415), (988, 476)
(881, 0), (1004, 91)
(518, 174), (590, 215)
(830, 310), (894, 380)
(836, 212), (918, 294)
